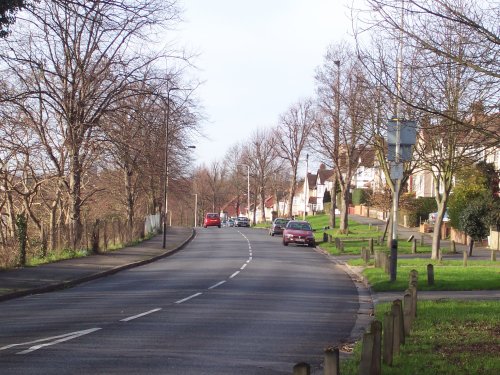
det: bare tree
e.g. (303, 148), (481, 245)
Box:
(244, 129), (278, 224)
(0, 0), (181, 247)
(314, 42), (374, 233)
(357, 0), (499, 142)
(275, 99), (316, 219)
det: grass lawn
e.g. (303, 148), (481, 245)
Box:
(308, 214), (432, 255)
(341, 300), (500, 375)
(348, 258), (500, 292)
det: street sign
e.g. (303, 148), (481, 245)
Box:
(390, 163), (403, 180)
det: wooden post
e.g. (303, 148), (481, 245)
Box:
(463, 250), (468, 267)
(359, 332), (375, 375)
(420, 234), (424, 246)
(403, 291), (413, 335)
(391, 300), (404, 355)
(293, 362), (310, 375)
(409, 269), (418, 288)
(328, 234), (333, 243)
(369, 238), (374, 255)
(383, 311), (394, 366)
(323, 232), (329, 243)
(427, 264), (434, 286)
(412, 238), (417, 254)
(371, 320), (382, 375)
(334, 237), (341, 249)
(408, 284), (417, 318)
(374, 251), (381, 268)
(324, 347), (340, 375)
(491, 250), (497, 261)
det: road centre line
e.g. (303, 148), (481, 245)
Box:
(240, 264), (247, 270)
(175, 292), (202, 304)
(120, 308), (162, 322)
(208, 280), (226, 289)
(14, 328), (102, 355)
(230, 271), (240, 279)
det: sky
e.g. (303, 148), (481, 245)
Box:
(172, 0), (355, 166)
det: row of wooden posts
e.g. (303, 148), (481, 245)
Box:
(292, 270), (419, 375)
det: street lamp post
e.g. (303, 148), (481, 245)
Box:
(162, 86), (178, 249)
(303, 153), (309, 220)
(194, 193), (198, 227)
(238, 164), (251, 222)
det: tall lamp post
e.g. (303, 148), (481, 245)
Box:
(162, 86), (178, 249)
(194, 193), (198, 227)
(238, 164), (251, 221)
(303, 153), (309, 220)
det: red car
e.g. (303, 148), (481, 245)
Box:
(203, 213), (221, 228)
(282, 220), (315, 247)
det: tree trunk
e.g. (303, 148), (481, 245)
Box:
(469, 238), (474, 257)
(431, 201), (448, 260)
(69, 152), (83, 249)
(339, 186), (349, 232)
(124, 168), (135, 231)
(259, 184), (266, 222)
(329, 180), (337, 228)
(287, 174), (297, 219)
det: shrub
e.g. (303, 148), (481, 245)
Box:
(352, 188), (371, 205)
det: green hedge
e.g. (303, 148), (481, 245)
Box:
(352, 188), (371, 205)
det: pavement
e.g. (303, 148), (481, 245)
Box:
(0, 226), (194, 302)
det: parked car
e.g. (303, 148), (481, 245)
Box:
(428, 211), (449, 224)
(227, 218), (235, 227)
(234, 216), (250, 227)
(282, 220), (315, 247)
(269, 218), (290, 236)
(203, 213), (221, 228)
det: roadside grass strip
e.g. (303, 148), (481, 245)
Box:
(347, 258), (500, 292)
(341, 300), (500, 375)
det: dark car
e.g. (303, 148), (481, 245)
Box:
(203, 213), (221, 228)
(282, 220), (315, 247)
(269, 218), (290, 236)
(234, 216), (250, 227)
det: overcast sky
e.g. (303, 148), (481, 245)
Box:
(173, 0), (354, 166)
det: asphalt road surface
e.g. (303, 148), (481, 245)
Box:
(0, 228), (359, 374)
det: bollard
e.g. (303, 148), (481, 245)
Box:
(463, 250), (468, 267)
(324, 347), (340, 375)
(450, 240), (456, 254)
(420, 234), (424, 246)
(411, 238), (417, 254)
(369, 238), (374, 255)
(427, 264), (434, 286)
(392, 299), (405, 347)
(408, 284), (417, 318)
(491, 250), (497, 261)
(371, 320), (382, 375)
(293, 362), (310, 375)
(384, 254), (391, 275)
(403, 291), (413, 335)
(383, 311), (394, 365)
(323, 232), (329, 243)
(374, 251), (381, 268)
(328, 234), (333, 243)
(359, 332), (375, 375)
(334, 237), (341, 249)
(409, 269), (418, 288)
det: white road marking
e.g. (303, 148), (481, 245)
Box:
(240, 264), (247, 270)
(230, 271), (240, 279)
(13, 328), (101, 355)
(120, 308), (162, 322)
(175, 292), (202, 304)
(246, 259), (251, 263)
(208, 280), (226, 290)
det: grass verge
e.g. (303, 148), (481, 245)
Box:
(347, 258), (500, 291)
(341, 300), (500, 375)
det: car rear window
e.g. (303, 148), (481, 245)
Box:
(207, 214), (219, 219)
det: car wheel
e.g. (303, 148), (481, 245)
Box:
(283, 240), (288, 246)
(218, 225), (221, 228)
(271, 232), (274, 236)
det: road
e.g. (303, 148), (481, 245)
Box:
(0, 228), (359, 374)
